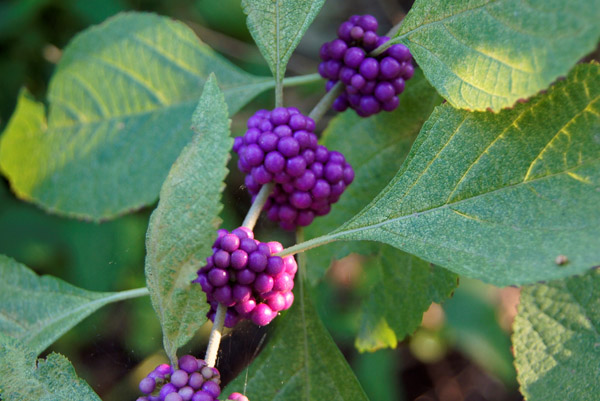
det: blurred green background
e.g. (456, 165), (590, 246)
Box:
(0, 0), (525, 400)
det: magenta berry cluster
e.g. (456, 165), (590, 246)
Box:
(233, 107), (318, 186)
(234, 108), (354, 230)
(318, 14), (414, 116)
(263, 146), (354, 230)
(195, 227), (297, 327)
(137, 355), (221, 401)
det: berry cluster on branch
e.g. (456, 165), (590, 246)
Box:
(137, 355), (247, 401)
(319, 14), (414, 116)
(234, 108), (354, 230)
(195, 227), (297, 327)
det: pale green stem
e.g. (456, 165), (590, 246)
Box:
(277, 233), (336, 258)
(242, 183), (274, 229)
(283, 73), (323, 87)
(109, 287), (149, 300)
(308, 81), (343, 123)
(370, 18), (406, 56)
(275, 82), (284, 107)
(205, 302), (226, 367)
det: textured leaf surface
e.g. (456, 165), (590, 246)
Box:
(513, 269), (600, 401)
(145, 76), (231, 363)
(242, 0), (325, 84)
(0, 254), (147, 355)
(310, 63), (600, 286)
(0, 334), (101, 401)
(225, 280), (369, 400)
(393, 0), (600, 111)
(304, 69), (442, 282)
(0, 12), (272, 220)
(356, 246), (457, 352)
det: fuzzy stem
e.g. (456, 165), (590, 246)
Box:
(242, 183), (274, 229)
(276, 234), (336, 258)
(205, 302), (226, 367)
(370, 18), (406, 56)
(308, 82), (343, 123)
(282, 73), (323, 87)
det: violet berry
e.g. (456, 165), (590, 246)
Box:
(194, 227), (297, 327)
(318, 15), (414, 116)
(137, 356), (221, 401)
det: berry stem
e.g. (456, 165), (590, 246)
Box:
(370, 19), (406, 56)
(282, 73), (323, 87)
(276, 233), (336, 258)
(308, 81), (343, 123)
(205, 302), (227, 367)
(242, 182), (274, 229)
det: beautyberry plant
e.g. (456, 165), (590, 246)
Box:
(0, 1), (598, 401)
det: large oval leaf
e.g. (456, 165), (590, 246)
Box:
(0, 334), (101, 401)
(393, 0), (600, 111)
(0, 254), (147, 355)
(224, 280), (369, 400)
(299, 63), (600, 286)
(513, 269), (600, 401)
(0, 12), (273, 220)
(145, 75), (232, 363)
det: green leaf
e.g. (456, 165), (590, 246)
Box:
(304, 69), (442, 282)
(356, 246), (457, 352)
(242, 0), (325, 84)
(0, 254), (147, 355)
(0, 12), (273, 221)
(393, 0), (600, 111)
(224, 280), (369, 400)
(0, 334), (101, 401)
(513, 269), (600, 401)
(145, 75), (232, 363)
(301, 63), (600, 286)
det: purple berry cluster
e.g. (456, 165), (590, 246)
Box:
(136, 355), (221, 401)
(233, 107), (318, 187)
(263, 146), (354, 230)
(318, 14), (414, 116)
(234, 109), (354, 230)
(195, 227), (297, 327)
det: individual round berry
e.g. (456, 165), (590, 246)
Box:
(228, 393), (250, 401)
(139, 377), (156, 394)
(388, 43), (411, 61)
(359, 58), (379, 80)
(253, 273), (274, 293)
(178, 355), (199, 374)
(230, 250), (248, 269)
(171, 370), (189, 388)
(344, 47), (365, 68)
(270, 107), (290, 125)
(165, 393), (184, 401)
(201, 381), (221, 398)
(374, 82), (395, 101)
(252, 303), (276, 326)
(160, 383), (178, 400)
(178, 387), (195, 401)
(188, 372), (204, 390)
(192, 391), (214, 401)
